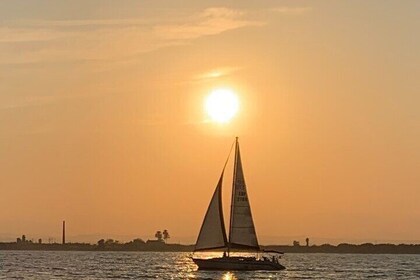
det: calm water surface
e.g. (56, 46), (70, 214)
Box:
(1, 251), (419, 279)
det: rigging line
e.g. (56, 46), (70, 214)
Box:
(222, 137), (236, 171)
(217, 137), (236, 249)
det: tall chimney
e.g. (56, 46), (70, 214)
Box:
(62, 220), (66, 245)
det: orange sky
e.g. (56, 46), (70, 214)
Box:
(0, 1), (419, 244)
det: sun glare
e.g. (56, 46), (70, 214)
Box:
(205, 88), (239, 123)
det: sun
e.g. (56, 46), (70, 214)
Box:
(205, 88), (239, 123)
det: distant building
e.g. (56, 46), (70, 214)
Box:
(62, 221), (66, 245)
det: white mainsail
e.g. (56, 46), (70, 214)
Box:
(228, 139), (260, 250)
(194, 172), (228, 251)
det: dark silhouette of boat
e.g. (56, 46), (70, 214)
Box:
(192, 138), (285, 270)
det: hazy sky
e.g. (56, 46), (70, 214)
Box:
(1, 0), (419, 244)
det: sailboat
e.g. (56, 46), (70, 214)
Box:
(192, 137), (285, 270)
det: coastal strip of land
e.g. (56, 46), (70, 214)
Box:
(1, 240), (420, 254)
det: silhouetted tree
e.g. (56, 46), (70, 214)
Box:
(306, 238), (309, 247)
(105, 239), (119, 245)
(97, 239), (105, 249)
(132, 238), (145, 245)
(126, 238), (145, 249)
(155, 231), (163, 241)
(163, 230), (170, 243)
(105, 239), (114, 245)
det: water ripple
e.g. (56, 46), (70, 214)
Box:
(0, 251), (419, 279)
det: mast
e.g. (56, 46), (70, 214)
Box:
(228, 137), (239, 256)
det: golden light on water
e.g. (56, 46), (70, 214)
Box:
(222, 272), (237, 280)
(205, 88), (239, 123)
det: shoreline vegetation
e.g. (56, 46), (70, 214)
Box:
(1, 239), (420, 254)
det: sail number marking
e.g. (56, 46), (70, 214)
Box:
(237, 190), (248, 202)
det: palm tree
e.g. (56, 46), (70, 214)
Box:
(163, 230), (170, 243)
(155, 231), (163, 241)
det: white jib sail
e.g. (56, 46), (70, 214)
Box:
(194, 172), (227, 251)
(229, 140), (260, 250)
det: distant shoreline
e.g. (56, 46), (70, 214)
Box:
(1, 242), (420, 254)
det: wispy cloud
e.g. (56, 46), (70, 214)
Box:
(193, 67), (240, 81)
(0, 27), (77, 42)
(0, 94), (88, 110)
(0, 6), (314, 66)
(272, 6), (312, 15)
(9, 18), (152, 28)
(154, 7), (264, 40)
(0, 7), (264, 65)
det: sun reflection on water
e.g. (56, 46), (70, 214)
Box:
(222, 272), (237, 280)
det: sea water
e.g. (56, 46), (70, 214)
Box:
(1, 251), (419, 279)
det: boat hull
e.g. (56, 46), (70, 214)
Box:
(192, 257), (285, 271)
